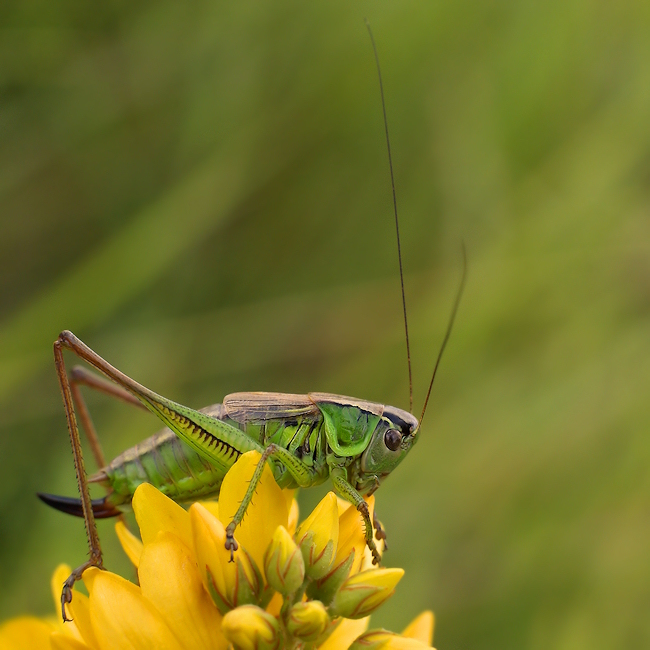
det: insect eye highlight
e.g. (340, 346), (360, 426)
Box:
(384, 428), (402, 451)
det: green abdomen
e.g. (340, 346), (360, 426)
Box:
(95, 404), (245, 507)
(101, 429), (229, 505)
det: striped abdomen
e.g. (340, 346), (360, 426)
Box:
(92, 403), (247, 508)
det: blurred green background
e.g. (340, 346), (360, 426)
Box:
(2, 0), (650, 647)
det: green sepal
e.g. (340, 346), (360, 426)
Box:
(258, 584), (277, 611)
(286, 601), (330, 642)
(206, 571), (232, 615)
(298, 530), (336, 579)
(306, 549), (355, 606)
(348, 630), (398, 650)
(238, 547), (264, 606)
(313, 617), (343, 649)
(315, 402), (380, 457)
(205, 547), (262, 614)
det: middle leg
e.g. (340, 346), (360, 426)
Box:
(224, 444), (317, 559)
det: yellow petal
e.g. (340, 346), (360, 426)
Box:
(265, 591), (284, 617)
(84, 567), (184, 650)
(0, 617), (54, 649)
(286, 601), (329, 642)
(317, 616), (369, 650)
(66, 588), (99, 649)
(283, 489), (296, 512)
(335, 502), (366, 575)
(221, 605), (280, 650)
(197, 500), (220, 520)
(190, 503), (233, 597)
(345, 566), (403, 590)
(263, 525), (304, 595)
(190, 503), (237, 598)
(333, 568), (404, 619)
(296, 492), (339, 560)
(349, 630), (432, 649)
(51, 564), (72, 614)
(336, 496), (352, 517)
(132, 483), (193, 551)
(401, 611), (434, 645)
(50, 632), (91, 650)
(287, 498), (300, 536)
(49, 564), (91, 645)
(218, 451), (288, 572)
(138, 531), (227, 650)
(115, 520), (143, 568)
(190, 503), (259, 610)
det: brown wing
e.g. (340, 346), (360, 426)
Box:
(308, 392), (385, 417)
(223, 392), (319, 423)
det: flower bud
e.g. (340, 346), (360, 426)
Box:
(222, 605), (281, 650)
(332, 568), (404, 619)
(402, 611), (434, 645)
(307, 549), (355, 605)
(309, 498), (366, 604)
(348, 629), (432, 649)
(190, 503), (261, 613)
(263, 525), (304, 595)
(295, 492), (338, 579)
(286, 600), (329, 642)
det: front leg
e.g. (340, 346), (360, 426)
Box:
(330, 468), (381, 565)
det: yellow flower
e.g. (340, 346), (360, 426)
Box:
(295, 491), (339, 578)
(318, 617), (371, 650)
(263, 525), (305, 595)
(401, 611), (435, 645)
(307, 494), (371, 604)
(190, 501), (261, 612)
(222, 605), (281, 650)
(0, 617), (54, 650)
(286, 600), (329, 641)
(332, 568), (405, 619)
(0, 451), (434, 649)
(348, 630), (431, 649)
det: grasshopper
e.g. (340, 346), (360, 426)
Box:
(39, 25), (466, 621)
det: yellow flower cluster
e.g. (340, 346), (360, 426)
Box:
(0, 451), (435, 650)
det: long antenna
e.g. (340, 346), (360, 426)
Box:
(419, 243), (467, 428)
(365, 19), (413, 413)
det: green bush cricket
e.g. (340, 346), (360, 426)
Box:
(39, 25), (466, 622)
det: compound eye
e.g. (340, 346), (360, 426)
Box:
(384, 428), (402, 451)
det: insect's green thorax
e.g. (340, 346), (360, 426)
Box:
(316, 401), (382, 456)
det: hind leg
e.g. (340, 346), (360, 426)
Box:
(52, 348), (149, 621)
(53, 335), (103, 622)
